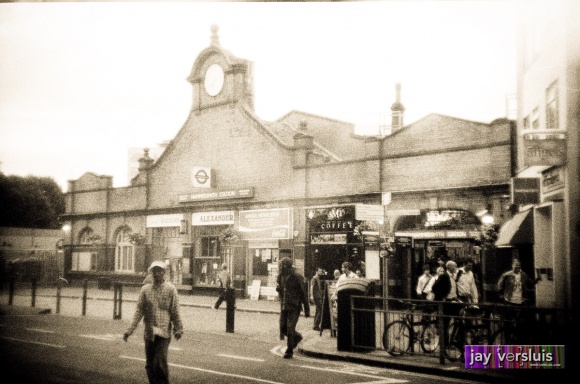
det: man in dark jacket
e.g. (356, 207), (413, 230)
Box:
(310, 267), (324, 331)
(276, 257), (310, 359)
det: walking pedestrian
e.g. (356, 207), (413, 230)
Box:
(214, 263), (232, 310)
(276, 257), (310, 359)
(123, 261), (183, 384)
(310, 267), (324, 331)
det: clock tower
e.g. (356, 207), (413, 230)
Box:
(188, 25), (254, 112)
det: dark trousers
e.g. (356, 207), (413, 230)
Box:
(214, 288), (234, 309)
(280, 308), (302, 354)
(313, 299), (323, 329)
(145, 335), (170, 384)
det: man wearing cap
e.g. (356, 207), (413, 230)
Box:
(214, 262), (233, 310)
(123, 260), (183, 384)
(276, 257), (310, 359)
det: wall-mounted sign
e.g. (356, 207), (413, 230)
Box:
(192, 211), (235, 226)
(307, 205), (356, 233)
(511, 177), (540, 206)
(394, 231), (479, 239)
(311, 233), (347, 244)
(541, 166), (565, 194)
(355, 204), (384, 222)
(523, 134), (566, 167)
(192, 166), (213, 188)
(239, 208), (292, 240)
(146, 214), (184, 228)
(178, 188), (254, 203)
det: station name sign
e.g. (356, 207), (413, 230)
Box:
(178, 188), (254, 203)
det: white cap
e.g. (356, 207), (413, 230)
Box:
(148, 260), (167, 272)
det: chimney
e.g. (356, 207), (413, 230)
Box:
(138, 148), (155, 172)
(391, 83), (405, 133)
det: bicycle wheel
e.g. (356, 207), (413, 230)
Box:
(383, 321), (412, 356)
(444, 320), (474, 362)
(420, 323), (439, 353)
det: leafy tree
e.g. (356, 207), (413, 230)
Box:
(0, 174), (65, 229)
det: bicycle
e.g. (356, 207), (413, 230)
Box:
(383, 300), (439, 356)
(444, 303), (491, 362)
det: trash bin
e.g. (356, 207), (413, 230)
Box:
(336, 278), (374, 352)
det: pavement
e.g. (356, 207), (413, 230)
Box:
(0, 284), (563, 383)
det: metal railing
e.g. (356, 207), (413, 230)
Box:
(348, 296), (572, 365)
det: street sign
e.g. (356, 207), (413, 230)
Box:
(382, 192), (392, 206)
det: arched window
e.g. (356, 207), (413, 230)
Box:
(115, 227), (134, 273)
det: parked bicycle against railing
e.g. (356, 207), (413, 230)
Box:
(444, 303), (493, 362)
(383, 300), (439, 356)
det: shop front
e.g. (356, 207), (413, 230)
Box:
(147, 214), (188, 286)
(190, 210), (237, 294)
(305, 205), (364, 280)
(391, 208), (484, 299)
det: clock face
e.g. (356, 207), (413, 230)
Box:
(204, 63), (224, 96)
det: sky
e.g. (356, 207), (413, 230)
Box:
(0, 0), (519, 192)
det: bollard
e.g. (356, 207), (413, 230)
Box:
(8, 276), (15, 305)
(225, 288), (236, 333)
(56, 280), (62, 314)
(31, 279), (37, 307)
(113, 282), (123, 320)
(82, 279), (88, 316)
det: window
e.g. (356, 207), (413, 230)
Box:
(252, 248), (279, 276)
(546, 81), (559, 129)
(71, 252), (97, 271)
(114, 228), (134, 273)
(531, 107), (540, 130)
(522, 115), (530, 131)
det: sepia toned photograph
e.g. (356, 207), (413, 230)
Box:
(1, 0), (577, 382)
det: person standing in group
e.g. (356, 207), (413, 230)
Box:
(456, 259), (479, 304)
(214, 263), (232, 310)
(416, 264), (435, 301)
(276, 257), (310, 359)
(336, 261), (358, 286)
(431, 260), (459, 343)
(123, 261), (183, 384)
(497, 259), (539, 306)
(333, 269), (341, 281)
(310, 267), (324, 331)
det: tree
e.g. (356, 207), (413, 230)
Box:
(0, 174), (65, 229)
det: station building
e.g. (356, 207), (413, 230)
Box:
(61, 26), (515, 299)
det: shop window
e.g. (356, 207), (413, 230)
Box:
(194, 235), (221, 285)
(114, 228), (134, 273)
(71, 252), (97, 271)
(252, 248), (279, 276)
(546, 81), (559, 130)
(151, 227), (181, 259)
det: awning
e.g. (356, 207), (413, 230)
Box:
(495, 209), (533, 247)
